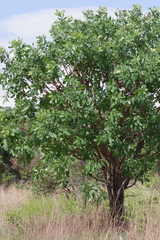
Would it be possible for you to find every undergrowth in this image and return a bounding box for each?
[0,177,160,240]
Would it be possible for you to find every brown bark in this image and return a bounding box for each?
[107,179,125,224]
[158,159,160,179]
[103,166,125,225]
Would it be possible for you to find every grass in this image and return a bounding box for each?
[0,178,160,240]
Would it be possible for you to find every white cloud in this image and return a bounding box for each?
[0,7,116,47]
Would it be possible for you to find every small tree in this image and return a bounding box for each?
[0,5,160,223]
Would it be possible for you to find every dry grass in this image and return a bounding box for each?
[0,181,160,240]
[0,184,31,230]
[0,185,31,210]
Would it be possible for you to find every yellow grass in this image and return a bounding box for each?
[0,185,31,234]
[0,181,159,240]
[0,185,31,210]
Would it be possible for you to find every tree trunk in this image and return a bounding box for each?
[158,159,160,179]
[108,185,124,223]
[104,171,125,225]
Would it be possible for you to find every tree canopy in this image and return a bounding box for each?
[0,5,160,221]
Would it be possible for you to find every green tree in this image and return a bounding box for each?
[0,107,22,185]
[0,6,160,222]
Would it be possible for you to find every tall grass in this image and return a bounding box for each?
[0,179,160,240]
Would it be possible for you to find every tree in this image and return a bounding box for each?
[0,107,22,185]
[0,5,160,223]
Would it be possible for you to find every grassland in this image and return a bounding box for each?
[0,177,160,240]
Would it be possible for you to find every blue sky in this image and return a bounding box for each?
[1,0,159,48]
[0,0,160,106]
[0,0,160,20]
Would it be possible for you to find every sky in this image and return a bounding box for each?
[0,0,160,107]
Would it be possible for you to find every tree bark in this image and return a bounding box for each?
[108,184,124,224]
[103,168,125,225]
[158,159,160,179]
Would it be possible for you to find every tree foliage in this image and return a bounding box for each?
[0,5,160,221]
